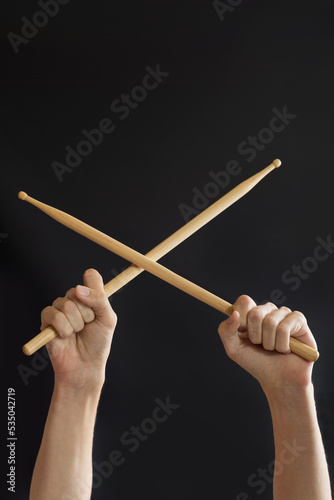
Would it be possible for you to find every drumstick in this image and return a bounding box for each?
[18,177,319,363]
[21,160,280,356]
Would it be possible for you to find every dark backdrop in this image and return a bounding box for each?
[1,1,334,499]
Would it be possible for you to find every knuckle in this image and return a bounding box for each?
[41,305,52,317]
[237,295,253,308]
[248,307,263,323]
[275,326,290,353]
[65,326,74,337]
[292,311,306,323]
[53,312,72,337]
[92,291,104,305]
[97,291,107,302]
[105,309,117,329]
[62,320,74,336]
[110,310,118,326]
[280,306,291,313]
[52,297,62,307]
[98,293,111,312]
[108,306,117,320]
[65,288,76,299]
[263,315,277,330]
[248,331,261,344]
[266,302,276,309]
[276,323,286,337]
[62,299,76,316]
[54,310,66,325]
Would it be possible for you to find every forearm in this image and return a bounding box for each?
[264,383,332,500]
[30,382,102,500]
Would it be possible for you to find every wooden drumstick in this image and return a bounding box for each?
[21,160,280,356]
[18,172,319,363]
[105,159,282,296]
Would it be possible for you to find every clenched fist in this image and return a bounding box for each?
[41,269,117,390]
[218,295,317,392]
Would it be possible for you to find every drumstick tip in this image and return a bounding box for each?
[18,191,28,201]
[22,344,32,356]
[273,159,281,168]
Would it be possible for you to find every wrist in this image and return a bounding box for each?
[54,378,104,402]
[262,381,314,409]
[53,366,106,394]
[262,383,319,434]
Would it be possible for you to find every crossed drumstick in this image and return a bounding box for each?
[19,159,319,362]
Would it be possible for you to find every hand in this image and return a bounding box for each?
[218,295,317,394]
[41,269,117,390]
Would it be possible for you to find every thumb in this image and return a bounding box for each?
[75,269,116,328]
[218,311,242,359]
[82,268,105,292]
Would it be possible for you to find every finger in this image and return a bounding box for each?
[233,295,257,332]
[218,311,241,360]
[246,302,278,345]
[262,307,291,351]
[53,297,85,333]
[83,268,105,292]
[275,311,316,354]
[41,306,74,340]
[75,269,117,328]
[65,288,95,324]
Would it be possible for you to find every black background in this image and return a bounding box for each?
[1,1,334,499]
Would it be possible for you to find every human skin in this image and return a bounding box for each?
[29,269,117,500]
[29,271,332,499]
[218,297,332,499]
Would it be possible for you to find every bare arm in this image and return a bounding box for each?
[219,296,332,500]
[29,269,117,500]
[265,384,331,499]
[30,385,101,500]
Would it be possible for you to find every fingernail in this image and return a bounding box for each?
[77,285,90,296]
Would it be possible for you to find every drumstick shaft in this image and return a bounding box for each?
[19,165,319,362]
[21,194,235,312]
[21,160,280,356]
[105,160,281,295]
